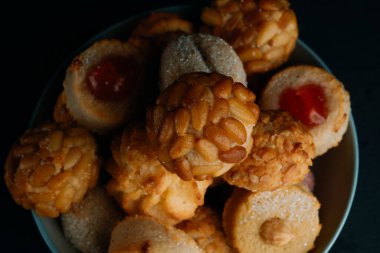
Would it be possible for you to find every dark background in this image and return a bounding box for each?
[1,0,379,252]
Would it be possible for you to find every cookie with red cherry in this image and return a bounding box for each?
[260,65,350,157]
[63,39,145,133]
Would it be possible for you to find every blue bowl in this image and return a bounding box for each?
[30,5,359,253]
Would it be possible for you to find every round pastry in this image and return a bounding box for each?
[160,33,247,90]
[63,39,144,133]
[177,206,233,253]
[108,216,203,253]
[201,0,298,75]
[4,121,99,217]
[224,110,314,192]
[260,65,351,156]
[223,186,321,253]
[146,72,260,180]
[61,187,123,253]
[129,12,193,51]
[106,124,211,225]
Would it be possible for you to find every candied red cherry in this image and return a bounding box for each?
[279,84,327,127]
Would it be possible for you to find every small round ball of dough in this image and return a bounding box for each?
[160,33,247,90]
[202,0,298,75]
[260,65,351,157]
[4,121,99,217]
[63,39,145,133]
[224,110,314,192]
[61,187,123,253]
[223,186,321,253]
[108,216,203,253]
[106,125,211,225]
[146,72,260,180]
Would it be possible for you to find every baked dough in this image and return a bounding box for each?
[160,33,247,90]
[108,216,203,253]
[223,186,321,253]
[61,187,122,253]
[202,0,298,75]
[177,206,232,253]
[260,65,350,156]
[224,110,314,192]
[64,39,144,133]
[146,72,259,180]
[4,121,99,217]
[106,124,211,225]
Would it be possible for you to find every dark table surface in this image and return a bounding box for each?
[1,0,379,252]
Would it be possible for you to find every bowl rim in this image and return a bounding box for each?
[30,5,359,253]
[297,39,359,252]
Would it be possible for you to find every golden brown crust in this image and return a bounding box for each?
[147,72,259,180]
[223,186,321,253]
[224,110,314,192]
[177,206,233,253]
[260,65,351,156]
[106,125,211,225]
[4,121,99,217]
[201,0,298,75]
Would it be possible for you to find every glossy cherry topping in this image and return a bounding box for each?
[86,55,138,101]
[279,84,328,127]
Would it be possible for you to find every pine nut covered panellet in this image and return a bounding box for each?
[4,121,99,217]
[224,110,315,192]
[146,72,260,181]
[260,65,350,157]
[106,125,211,225]
[201,0,298,75]
[223,186,321,253]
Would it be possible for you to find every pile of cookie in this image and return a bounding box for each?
[4,1,350,253]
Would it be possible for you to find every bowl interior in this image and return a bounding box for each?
[30,5,358,253]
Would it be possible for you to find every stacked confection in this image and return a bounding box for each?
[4,1,351,252]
